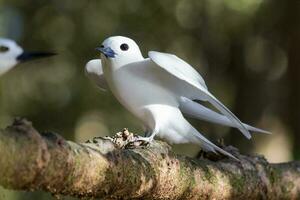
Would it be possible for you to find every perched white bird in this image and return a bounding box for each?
[86,36,269,159]
[0,38,55,76]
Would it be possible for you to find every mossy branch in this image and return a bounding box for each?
[0,119,300,199]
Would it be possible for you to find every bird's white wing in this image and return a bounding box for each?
[85,59,108,91]
[180,97,270,134]
[148,51,251,139]
[148,51,207,89]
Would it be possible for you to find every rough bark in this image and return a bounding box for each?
[0,119,299,200]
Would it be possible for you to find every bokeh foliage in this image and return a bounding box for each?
[0,0,299,199]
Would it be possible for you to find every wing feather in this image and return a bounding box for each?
[85,59,108,91]
[179,97,270,134]
[148,51,251,139]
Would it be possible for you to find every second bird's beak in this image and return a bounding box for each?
[17,51,56,62]
[96,47,116,58]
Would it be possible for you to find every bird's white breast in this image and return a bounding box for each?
[102,59,179,124]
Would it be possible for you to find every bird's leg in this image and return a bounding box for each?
[124,133,154,148]
[125,127,158,148]
[134,128,158,143]
[134,134,154,143]
[144,130,151,137]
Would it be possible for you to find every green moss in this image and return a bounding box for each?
[201,166,217,185]
[268,167,282,185]
[230,175,246,193]
[190,176,196,188]
[179,162,187,177]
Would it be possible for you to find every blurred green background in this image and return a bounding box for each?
[0,0,299,199]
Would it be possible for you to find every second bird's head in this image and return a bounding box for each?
[96,36,144,66]
[0,38,55,76]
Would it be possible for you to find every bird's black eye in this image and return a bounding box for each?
[0,46,9,53]
[100,45,104,48]
[120,43,129,51]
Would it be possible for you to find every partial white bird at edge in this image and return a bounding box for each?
[0,38,55,76]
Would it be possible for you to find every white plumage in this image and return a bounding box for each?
[85,36,269,160]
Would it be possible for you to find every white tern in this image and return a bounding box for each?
[0,38,55,76]
[86,36,270,159]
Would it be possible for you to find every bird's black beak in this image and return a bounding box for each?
[17,51,56,62]
[95,47,116,58]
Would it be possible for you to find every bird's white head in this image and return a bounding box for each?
[0,38,55,76]
[0,38,23,75]
[96,36,144,67]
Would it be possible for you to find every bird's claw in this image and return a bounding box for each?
[102,128,154,149]
[125,136,152,149]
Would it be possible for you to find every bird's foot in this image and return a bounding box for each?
[125,135,153,149]
[135,135,154,143]
[98,128,152,149]
[88,128,154,149]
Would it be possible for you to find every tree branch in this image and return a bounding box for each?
[0,119,299,199]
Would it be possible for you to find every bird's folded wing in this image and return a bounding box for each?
[85,59,108,91]
[148,51,207,90]
[148,51,251,139]
[179,97,271,134]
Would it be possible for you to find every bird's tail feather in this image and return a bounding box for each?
[199,92,252,139]
[190,126,239,161]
